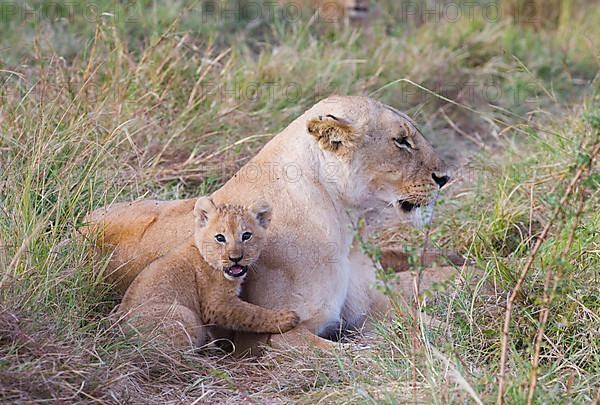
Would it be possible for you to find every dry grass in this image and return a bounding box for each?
[1,0,599,402]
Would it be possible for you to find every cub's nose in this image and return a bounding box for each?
[229,255,243,263]
[432,172,449,189]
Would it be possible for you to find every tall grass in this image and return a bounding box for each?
[1,0,599,402]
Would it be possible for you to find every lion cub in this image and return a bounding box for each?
[119,197,300,348]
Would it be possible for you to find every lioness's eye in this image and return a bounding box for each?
[394,137,413,150]
[215,234,226,243]
[241,232,252,241]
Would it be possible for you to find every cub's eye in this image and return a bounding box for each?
[215,234,226,243]
[241,232,252,241]
[394,137,413,150]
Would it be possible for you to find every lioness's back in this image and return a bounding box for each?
[83,199,196,292]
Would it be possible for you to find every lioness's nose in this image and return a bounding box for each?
[432,172,449,188]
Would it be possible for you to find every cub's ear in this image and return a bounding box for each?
[249,200,272,229]
[307,114,357,154]
[194,197,216,227]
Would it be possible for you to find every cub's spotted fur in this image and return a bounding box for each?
[119,197,300,348]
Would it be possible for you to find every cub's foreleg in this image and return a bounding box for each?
[201,296,300,334]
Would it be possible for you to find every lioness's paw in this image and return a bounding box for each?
[277,310,300,332]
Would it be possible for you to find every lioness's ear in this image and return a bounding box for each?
[307,114,357,154]
[194,197,216,227]
[250,200,272,229]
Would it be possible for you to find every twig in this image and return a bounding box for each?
[497,142,600,404]
[526,190,586,404]
[411,213,434,404]
[411,269,419,405]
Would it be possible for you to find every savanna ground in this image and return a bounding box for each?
[0,0,599,403]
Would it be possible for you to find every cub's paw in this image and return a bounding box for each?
[276,310,300,333]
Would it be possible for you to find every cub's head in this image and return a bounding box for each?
[193,197,272,280]
[306,96,450,228]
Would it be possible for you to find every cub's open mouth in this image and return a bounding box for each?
[398,199,421,213]
[225,265,248,278]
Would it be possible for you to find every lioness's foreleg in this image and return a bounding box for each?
[230,326,341,356]
[268,326,341,351]
[379,247,466,272]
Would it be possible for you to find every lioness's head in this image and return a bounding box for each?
[306,96,449,228]
[193,197,272,280]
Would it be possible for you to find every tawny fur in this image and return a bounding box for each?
[118,200,299,348]
[85,96,450,351]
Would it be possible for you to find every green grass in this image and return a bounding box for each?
[1,0,599,402]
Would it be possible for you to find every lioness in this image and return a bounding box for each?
[86,96,451,349]
[120,197,300,348]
